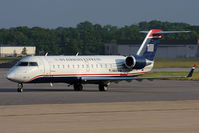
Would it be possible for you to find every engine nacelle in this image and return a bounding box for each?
[125,55,148,69]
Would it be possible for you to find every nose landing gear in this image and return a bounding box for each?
[17,83,23,92]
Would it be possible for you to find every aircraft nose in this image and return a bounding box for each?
[6,72,15,81]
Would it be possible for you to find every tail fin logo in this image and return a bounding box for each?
[147,44,154,52]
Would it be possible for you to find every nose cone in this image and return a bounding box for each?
[6,72,15,81]
[6,68,29,83]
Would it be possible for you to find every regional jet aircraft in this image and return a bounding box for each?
[6,29,196,92]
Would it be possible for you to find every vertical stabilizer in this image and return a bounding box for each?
[137,29,163,60]
[137,29,190,60]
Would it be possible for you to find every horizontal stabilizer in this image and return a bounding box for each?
[140,30,190,34]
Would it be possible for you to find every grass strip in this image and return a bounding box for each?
[0,57,22,64]
[154,58,199,68]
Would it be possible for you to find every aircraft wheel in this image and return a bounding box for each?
[17,83,23,92]
[99,84,108,91]
[74,84,83,91]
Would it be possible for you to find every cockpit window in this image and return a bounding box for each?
[29,62,38,66]
[17,62,28,66]
[17,62,38,66]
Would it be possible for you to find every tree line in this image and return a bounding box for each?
[0,20,199,55]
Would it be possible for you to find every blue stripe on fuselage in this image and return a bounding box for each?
[28,75,140,84]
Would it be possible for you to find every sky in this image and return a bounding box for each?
[0,0,198,28]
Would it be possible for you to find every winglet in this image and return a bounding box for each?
[187,64,196,78]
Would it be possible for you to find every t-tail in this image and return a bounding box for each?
[137,29,190,61]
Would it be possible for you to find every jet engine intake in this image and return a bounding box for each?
[125,55,148,69]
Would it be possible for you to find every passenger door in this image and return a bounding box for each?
[41,57,51,75]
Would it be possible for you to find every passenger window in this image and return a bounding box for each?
[82,64,84,68]
[105,64,107,68]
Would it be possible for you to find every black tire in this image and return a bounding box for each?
[74,84,83,91]
[17,83,23,92]
[17,88,23,92]
[99,84,108,91]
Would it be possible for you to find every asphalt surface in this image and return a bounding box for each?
[1,68,199,105]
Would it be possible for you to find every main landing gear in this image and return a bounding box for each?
[17,83,23,92]
[73,83,83,91]
[98,83,109,91]
[73,82,110,91]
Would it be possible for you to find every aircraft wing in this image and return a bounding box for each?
[82,65,196,81]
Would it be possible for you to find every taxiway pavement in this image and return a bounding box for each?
[1,69,199,133]
[1,100,199,133]
[0,68,199,105]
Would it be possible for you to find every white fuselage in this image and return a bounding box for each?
[6,55,154,84]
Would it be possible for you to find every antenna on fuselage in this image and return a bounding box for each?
[45,53,48,56]
[76,52,79,56]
